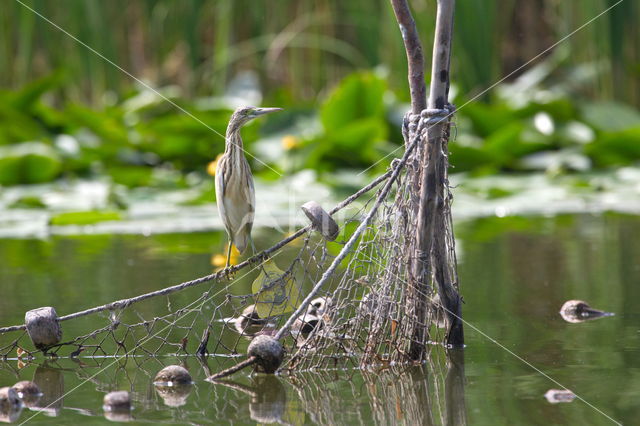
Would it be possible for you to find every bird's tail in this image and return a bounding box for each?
[233,224,253,254]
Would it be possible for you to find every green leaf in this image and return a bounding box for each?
[518,98,576,122]
[0,102,46,144]
[0,155,21,185]
[0,142,62,185]
[23,151,62,183]
[107,166,153,187]
[481,122,525,166]
[65,104,128,146]
[8,72,64,110]
[330,118,387,150]
[8,196,46,209]
[584,127,640,167]
[581,101,640,131]
[449,144,494,172]
[251,259,300,318]
[308,118,387,169]
[482,122,550,169]
[49,211,123,226]
[464,102,518,137]
[320,72,386,131]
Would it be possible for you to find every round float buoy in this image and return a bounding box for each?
[247,335,284,374]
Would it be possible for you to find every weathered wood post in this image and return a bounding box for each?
[421,0,464,349]
[390,0,427,115]
[391,0,464,360]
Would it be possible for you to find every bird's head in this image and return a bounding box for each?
[229,106,282,130]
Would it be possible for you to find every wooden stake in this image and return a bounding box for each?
[390,0,427,114]
[390,0,464,359]
[414,0,464,351]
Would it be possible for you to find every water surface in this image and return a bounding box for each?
[0,213,638,425]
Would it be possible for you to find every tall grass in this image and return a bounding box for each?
[1,0,637,106]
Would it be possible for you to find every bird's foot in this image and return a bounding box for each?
[223,265,237,280]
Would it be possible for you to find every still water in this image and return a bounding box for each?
[0,213,638,425]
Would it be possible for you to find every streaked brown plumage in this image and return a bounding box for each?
[215,106,281,266]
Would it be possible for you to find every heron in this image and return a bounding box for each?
[215,106,282,267]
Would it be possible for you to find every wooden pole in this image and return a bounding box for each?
[391,0,464,359]
[389,0,429,363]
[390,0,427,114]
[414,0,463,352]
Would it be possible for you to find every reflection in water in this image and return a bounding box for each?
[214,375,302,425]
[0,386,22,423]
[103,409,133,423]
[285,350,466,425]
[153,364,194,408]
[11,350,467,424]
[2,354,467,425]
[102,390,133,422]
[32,365,64,416]
[11,380,42,407]
[544,389,576,404]
[155,383,193,408]
[249,376,288,424]
[1,215,639,423]
[445,349,467,426]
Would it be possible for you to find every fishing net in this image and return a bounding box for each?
[285,352,466,425]
[0,110,459,376]
[0,350,464,424]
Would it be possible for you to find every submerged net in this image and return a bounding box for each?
[0,350,464,424]
[0,111,459,375]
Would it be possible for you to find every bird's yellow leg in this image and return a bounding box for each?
[226,241,233,268]
[248,234,256,256]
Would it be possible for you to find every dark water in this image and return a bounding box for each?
[0,213,638,425]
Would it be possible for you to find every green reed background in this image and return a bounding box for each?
[0,0,639,206]
[1,0,637,105]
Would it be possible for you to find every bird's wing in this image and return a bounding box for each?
[216,158,255,253]
[215,156,232,235]
[247,172,255,217]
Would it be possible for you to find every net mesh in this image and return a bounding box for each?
[0,350,464,424]
[0,113,458,375]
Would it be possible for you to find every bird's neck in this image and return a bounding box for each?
[224,129,244,155]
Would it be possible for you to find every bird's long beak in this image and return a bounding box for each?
[252,107,283,117]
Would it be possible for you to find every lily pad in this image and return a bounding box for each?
[8,196,46,209]
[251,259,300,318]
[49,210,123,226]
[0,142,62,185]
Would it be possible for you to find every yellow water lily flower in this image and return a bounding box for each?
[281,135,300,150]
[207,153,225,176]
[211,245,240,269]
[252,259,301,318]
